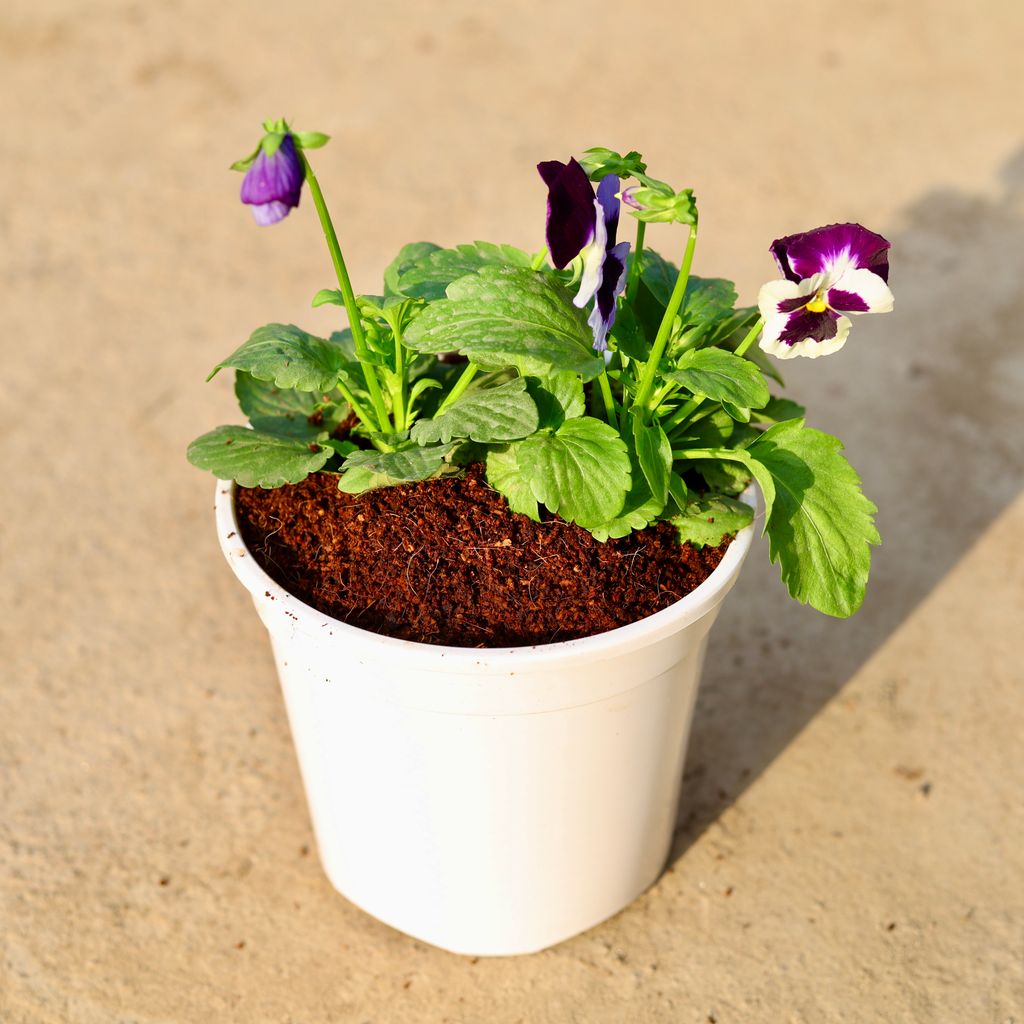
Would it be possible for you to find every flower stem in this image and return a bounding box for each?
[332,377,376,431]
[435,362,479,414]
[299,152,391,432]
[625,220,646,298]
[597,370,619,429]
[732,315,764,358]
[530,247,548,271]
[631,221,698,418]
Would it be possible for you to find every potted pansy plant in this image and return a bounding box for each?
[188,120,893,957]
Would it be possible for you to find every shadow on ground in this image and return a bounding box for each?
[670,149,1024,862]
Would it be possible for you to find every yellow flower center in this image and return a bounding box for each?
[805,294,829,314]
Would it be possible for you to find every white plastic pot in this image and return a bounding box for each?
[215,480,757,956]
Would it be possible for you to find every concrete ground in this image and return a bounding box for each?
[2,1,1022,1020]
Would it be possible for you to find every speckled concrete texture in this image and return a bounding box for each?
[2,1,1022,1021]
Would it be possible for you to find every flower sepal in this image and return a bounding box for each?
[621,183,697,225]
[579,147,648,182]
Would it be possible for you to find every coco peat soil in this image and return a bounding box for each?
[236,464,730,647]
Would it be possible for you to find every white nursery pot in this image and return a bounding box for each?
[215,480,757,957]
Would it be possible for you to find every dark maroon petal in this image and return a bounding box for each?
[595,174,620,247]
[827,287,869,313]
[771,223,891,283]
[537,157,596,269]
[777,294,812,313]
[779,307,840,346]
[240,135,305,208]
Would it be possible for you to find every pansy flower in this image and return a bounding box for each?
[757,223,893,359]
[538,158,630,352]
[239,133,305,226]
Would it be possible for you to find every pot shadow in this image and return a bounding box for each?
[669,148,1024,863]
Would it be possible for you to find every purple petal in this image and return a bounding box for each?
[250,200,294,226]
[587,241,630,352]
[595,174,620,247]
[620,185,642,210]
[240,134,304,208]
[537,157,597,269]
[827,287,869,313]
[779,306,841,346]
[771,223,890,283]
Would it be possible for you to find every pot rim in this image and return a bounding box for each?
[215,477,760,670]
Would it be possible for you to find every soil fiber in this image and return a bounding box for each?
[235,465,730,647]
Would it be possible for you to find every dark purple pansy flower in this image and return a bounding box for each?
[758,223,894,359]
[240,134,305,226]
[538,160,630,351]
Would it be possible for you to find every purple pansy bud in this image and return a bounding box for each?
[757,223,894,359]
[240,134,305,226]
[619,185,643,210]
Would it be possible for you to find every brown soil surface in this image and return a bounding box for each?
[235,465,730,647]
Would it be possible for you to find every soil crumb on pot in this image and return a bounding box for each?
[235,464,731,647]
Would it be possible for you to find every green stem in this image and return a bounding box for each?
[531,246,548,271]
[732,316,765,359]
[299,151,390,432]
[391,322,406,432]
[436,362,479,414]
[631,221,698,417]
[671,446,749,463]
[597,371,619,429]
[625,220,646,298]
[331,377,376,431]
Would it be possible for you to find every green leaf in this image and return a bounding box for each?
[579,147,648,180]
[667,471,690,514]
[312,288,344,308]
[666,348,770,410]
[693,458,752,497]
[589,451,661,541]
[526,372,586,429]
[342,442,456,482]
[234,371,347,440]
[753,396,807,424]
[747,419,879,617]
[337,465,401,494]
[383,242,442,297]
[397,242,534,301]
[485,444,540,521]
[410,377,539,444]
[186,426,330,488]
[609,303,649,361]
[632,414,671,505]
[673,496,755,548]
[638,252,737,323]
[292,130,329,149]
[209,324,349,393]
[517,417,630,529]
[404,268,605,380]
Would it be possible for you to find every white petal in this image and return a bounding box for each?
[759,313,852,360]
[757,275,819,321]
[573,201,608,308]
[829,267,894,315]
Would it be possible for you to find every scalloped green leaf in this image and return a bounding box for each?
[485,444,540,521]
[673,495,754,548]
[384,241,442,297]
[209,324,349,393]
[186,426,330,488]
[234,372,347,440]
[747,419,879,617]
[410,377,539,445]
[404,268,605,380]
[666,348,770,410]
[341,442,456,482]
[397,242,534,301]
[526,372,586,430]
[517,417,630,529]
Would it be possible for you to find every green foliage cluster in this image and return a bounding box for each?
[189,148,880,617]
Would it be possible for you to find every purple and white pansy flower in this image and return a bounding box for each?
[757,223,894,359]
[538,158,630,353]
[240,134,306,226]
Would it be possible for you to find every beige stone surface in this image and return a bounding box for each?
[2,0,1023,1020]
